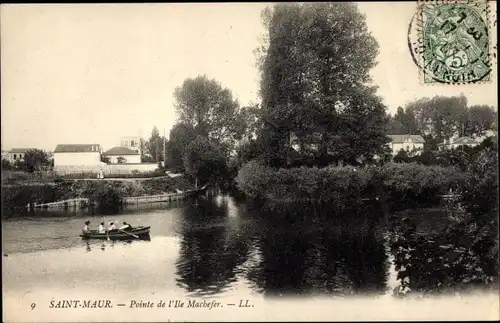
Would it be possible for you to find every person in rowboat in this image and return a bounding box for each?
[83,221,91,233]
[119,221,133,231]
[98,222,106,234]
[108,221,117,231]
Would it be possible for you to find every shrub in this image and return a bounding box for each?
[237,161,467,210]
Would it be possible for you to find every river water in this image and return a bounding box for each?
[2,194,498,321]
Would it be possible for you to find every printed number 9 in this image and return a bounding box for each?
[31,303,36,310]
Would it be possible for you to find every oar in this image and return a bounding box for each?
[119,229,139,238]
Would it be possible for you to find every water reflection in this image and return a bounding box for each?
[84,238,151,253]
[175,196,251,296]
[4,194,392,298]
[174,196,389,297]
[244,216,388,297]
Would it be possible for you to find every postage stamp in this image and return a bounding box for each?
[409,0,492,84]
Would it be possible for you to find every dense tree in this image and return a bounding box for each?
[173,75,245,153]
[393,149,410,164]
[146,126,165,163]
[166,123,198,172]
[464,105,497,137]
[238,104,262,140]
[388,106,419,135]
[183,136,227,187]
[388,96,496,152]
[1,159,14,170]
[20,149,50,172]
[399,95,497,142]
[257,3,389,167]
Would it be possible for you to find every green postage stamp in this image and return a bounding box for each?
[413,0,492,84]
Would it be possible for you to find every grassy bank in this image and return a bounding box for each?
[1,176,194,215]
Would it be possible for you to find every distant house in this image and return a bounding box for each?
[103,146,141,164]
[474,129,497,143]
[438,136,480,150]
[5,148,35,164]
[388,135,425,155]
[120,136,142,155]
[54,144,102,166]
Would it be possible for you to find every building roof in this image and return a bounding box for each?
[9,148,35,153]
[54,144,101,153]
[452,137,479,145]
[388,135,425,144]
[103,146,139,155]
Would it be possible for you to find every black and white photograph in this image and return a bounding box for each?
[1,2,498,322]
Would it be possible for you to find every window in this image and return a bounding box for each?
[13,154,17,160]
[131,140,135,147]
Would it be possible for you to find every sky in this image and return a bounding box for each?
[1,2,497,151]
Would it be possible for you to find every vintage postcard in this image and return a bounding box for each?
[1,2,498,322]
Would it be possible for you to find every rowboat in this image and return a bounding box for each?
[80,226,151,240]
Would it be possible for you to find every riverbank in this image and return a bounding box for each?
[1,176,195,215]
[236,161,467,213]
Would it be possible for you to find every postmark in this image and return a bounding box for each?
[409,0,492,84]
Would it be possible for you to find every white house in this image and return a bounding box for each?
[388,135,425,155]
[103,147,141,164]
[120,136,142,155]
[4,148,36,164]
[54,144,102,166]
[438,136,480,150]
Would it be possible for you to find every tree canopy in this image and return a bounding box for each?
[387,95,497,141]
[166,123,198,172]
[256,2,388,167]
[173,75,245,152]
[183,136,227,186]
[19,149,50,172]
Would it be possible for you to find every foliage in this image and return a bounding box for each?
[388,106,418,135]
[370,162,467,210]
[257,3,388,168]
[173,75,247,153]
[166,123,198,172]
[16,149,50,172]
[144,126,165,162]
[387,95,496,141]
[1,159,14,170]
[395,137,497,172]
[141,154,155,163]
[116,156,127,164]
[1,175,196,216]
[1,183,59,214]
[79,181,123,214]
[1,170,60,185]
[238,104,263,140]
[389,142,498,295]
[234,138,261,167]
[393,149,410,163]
[464,105,497,137]
[183,136,227,186]
[237,161,465,211]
